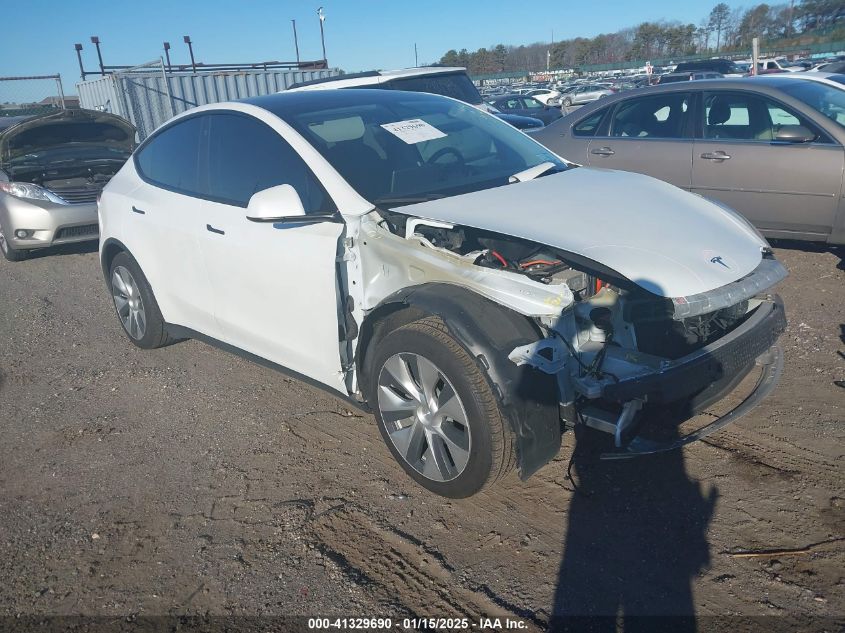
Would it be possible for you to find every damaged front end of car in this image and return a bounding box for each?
[350,197,787,477]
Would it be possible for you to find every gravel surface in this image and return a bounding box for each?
[0,239,842,631]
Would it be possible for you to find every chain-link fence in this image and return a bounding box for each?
[110,59,174,141]
[0,75,68,119]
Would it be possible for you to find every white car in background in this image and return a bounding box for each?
[525,88,562,106]
[98,88,787,498]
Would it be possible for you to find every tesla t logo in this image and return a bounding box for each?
[710,256,730,268]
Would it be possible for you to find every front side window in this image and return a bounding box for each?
[777,80,845,131]
[609,93,691,138]
[703,91,820,141]
[205,113,334,212]
[135,116,204,196]
[283,93,566,206]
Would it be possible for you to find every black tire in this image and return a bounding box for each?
[368,317,516,498]
[0,230,28,262]
[108,251,175,349]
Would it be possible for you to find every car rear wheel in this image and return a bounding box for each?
[368,317,516,498]
[109,251,174,349]
[0,226,29,262]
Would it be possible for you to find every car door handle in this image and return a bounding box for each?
[206,224,225,235]
[591,147,615,156]
[131,206,145,214]
[700,151,731,161]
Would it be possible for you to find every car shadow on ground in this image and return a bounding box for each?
[549,426,717,632]
[22,240,98,260]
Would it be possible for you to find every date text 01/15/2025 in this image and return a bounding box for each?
[307,617,530,630]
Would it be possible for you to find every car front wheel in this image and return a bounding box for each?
[368,317,516,498]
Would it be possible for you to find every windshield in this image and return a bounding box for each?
[284,91,566,206]
[778,80,845,130]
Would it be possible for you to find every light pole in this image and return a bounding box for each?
[183,35,196,72]
[163,42,172,71]
[74,43,85,80]
[317,6,327,64]
[292,20,300,64]
[90,36,104,75]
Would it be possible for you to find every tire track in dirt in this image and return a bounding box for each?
[308,504,546,629]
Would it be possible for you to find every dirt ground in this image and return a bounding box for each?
[0,239,842,632]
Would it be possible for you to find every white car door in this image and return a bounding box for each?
[127,115,222,338]
[195,112,347,392]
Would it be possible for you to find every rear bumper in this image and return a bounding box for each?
[602,295,786,405]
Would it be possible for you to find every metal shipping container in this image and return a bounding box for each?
[77,65,339,140]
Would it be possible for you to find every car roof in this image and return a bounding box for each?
[244,87,455,120]
[287,66,467,90]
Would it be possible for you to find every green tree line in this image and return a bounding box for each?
[438,0,845,73]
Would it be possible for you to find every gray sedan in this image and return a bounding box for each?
[561,84,615,107]
[534,76,845,244]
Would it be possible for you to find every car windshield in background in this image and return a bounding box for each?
[385,72,484,105]
[778,80,845,130]
[279,90,566,206]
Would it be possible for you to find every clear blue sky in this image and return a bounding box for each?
[1,0,742,98]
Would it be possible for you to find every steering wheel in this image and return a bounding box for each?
[426,146,465,166]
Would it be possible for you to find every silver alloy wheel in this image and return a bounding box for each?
[377,352,471,482]
[111,265,147,340]
[0,225,7,254]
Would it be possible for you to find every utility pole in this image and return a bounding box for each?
[292,20,300,64]
[317,7,327,64]
[414,43,418,67]
[163,42,172,71]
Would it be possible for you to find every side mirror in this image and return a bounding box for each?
[774,124,816,143]
[246,184,305,221]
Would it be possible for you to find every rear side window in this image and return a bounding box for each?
[205,113,334,212]
[135,116,204,196]
[386,73,483,106]
[610,93,691,138]
[573,108,608,137]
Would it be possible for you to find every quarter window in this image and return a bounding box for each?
[572,109,607,137]
[205,113,334,212]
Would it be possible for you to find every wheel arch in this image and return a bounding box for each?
[100,237,130,283]
[357,282,562,480]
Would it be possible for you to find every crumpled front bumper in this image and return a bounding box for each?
[602,343,784,459]
[598,295,787,459]
[602,295,786,405]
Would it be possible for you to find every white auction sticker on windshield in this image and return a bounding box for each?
[380,119,446,144]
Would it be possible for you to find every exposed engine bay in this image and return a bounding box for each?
[356,209,784,456]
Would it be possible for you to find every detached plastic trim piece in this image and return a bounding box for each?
[600,343,784,460]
